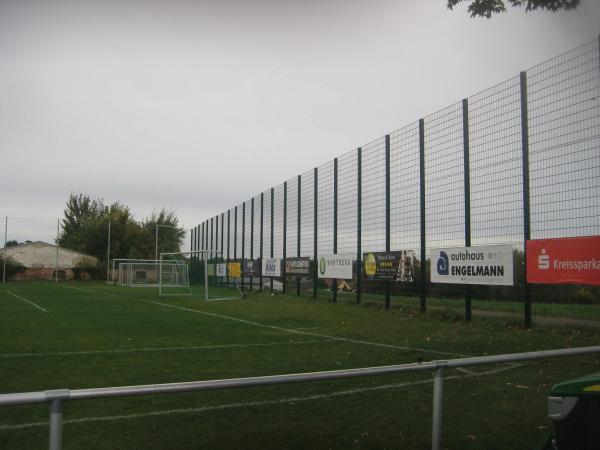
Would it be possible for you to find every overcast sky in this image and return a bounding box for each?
[1,0,599,247]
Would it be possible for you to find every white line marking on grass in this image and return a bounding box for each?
[146,299,470,358]
[57,285,487,361]
[1,339,333,358]
[0,363,521,431]
[6,291,47,312]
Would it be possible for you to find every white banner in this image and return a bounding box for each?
[216,263,227,277]
[261,258,281,277]
[318,254,354,279]
[430,245,514,286]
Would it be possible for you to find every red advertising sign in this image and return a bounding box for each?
[526,236,600,285]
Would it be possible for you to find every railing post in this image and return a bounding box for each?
[48,398,64,450]
[431,366,445,450]
[227,211,230,289]
[220,213,224,287]
[234,206,238,289]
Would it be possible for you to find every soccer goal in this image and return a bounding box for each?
[158,250,244,301]
[114,259,188,288]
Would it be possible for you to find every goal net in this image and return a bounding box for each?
[158,250,243,301]
[115,259,188,288]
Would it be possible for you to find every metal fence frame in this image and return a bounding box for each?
[1,346,599,450]
[193,37,600,327]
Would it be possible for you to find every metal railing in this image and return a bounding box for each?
[1,346,600,450]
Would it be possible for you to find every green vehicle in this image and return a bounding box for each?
[544,373,600,450]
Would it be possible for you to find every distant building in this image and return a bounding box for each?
[0,241,97,280]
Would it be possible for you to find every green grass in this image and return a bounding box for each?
[1,281,599,450]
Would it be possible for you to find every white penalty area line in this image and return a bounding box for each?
[1,339,333,358]
[146,299,471,358]
[58,285,473,358]
[0,363,521,431]
[5,291,48,313]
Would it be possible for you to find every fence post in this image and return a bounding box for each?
[283,181,287,295]
[211,217,214,287]
[270,187,274,293]
[419,119,427,313]
[431,366,445,450]
[333,158,338,303]
[234,208,237,290]
[250,198,254,291]
[297,174,302,297]
[385,134,391,310]
[241,202,245,292]
[357,148,362,305]
[220,213,224,287]
[48,398,64,450]
[226,212,230,288]
[520,71,532,329]
[2,217,6,283]
[463,99,472,322]
[313,167,318,299]
[260,192,264,292]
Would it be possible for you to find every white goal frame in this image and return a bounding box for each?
[159,250,243,301]
[117,260,188,288]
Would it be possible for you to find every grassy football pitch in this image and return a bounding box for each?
[0,281,599,449]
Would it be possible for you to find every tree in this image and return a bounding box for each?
[58,194,185,265]
[447,0,580,18]
[5,240,19,248]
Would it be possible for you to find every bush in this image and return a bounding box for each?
[0,256,25,279]
[72,262,101,280]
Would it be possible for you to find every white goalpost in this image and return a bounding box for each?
[158,250,243,301]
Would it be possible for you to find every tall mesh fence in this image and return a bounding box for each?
[194,38,600,328]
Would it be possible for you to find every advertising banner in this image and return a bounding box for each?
[318,254,354,279]
[216,264,227,277]
[228,262,241,278]
[285,257,311,277]
[526,236,600,286]
[243,259,261,277]
[363,251,415,282]
[207,264,215,277]
[430,245,514,286]
[261,258,282,277]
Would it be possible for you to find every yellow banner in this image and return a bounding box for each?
[228,262,241,278]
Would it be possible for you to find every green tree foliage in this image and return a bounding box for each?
[58,193,185,264]
[5,240,19,248]
[447,0,580,18]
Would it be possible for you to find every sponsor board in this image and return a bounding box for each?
[207,264,215,277]
[243,259,261,277]
[526,236,600,286]
[216,263,227,277]
[363,251,415,282]
[261,258,282,277]
[228,262,241,278]
[318,254,354,279]
[431,245,514,286]
[285,257,311,277]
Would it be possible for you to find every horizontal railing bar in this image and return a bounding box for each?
[1,346,599,406]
